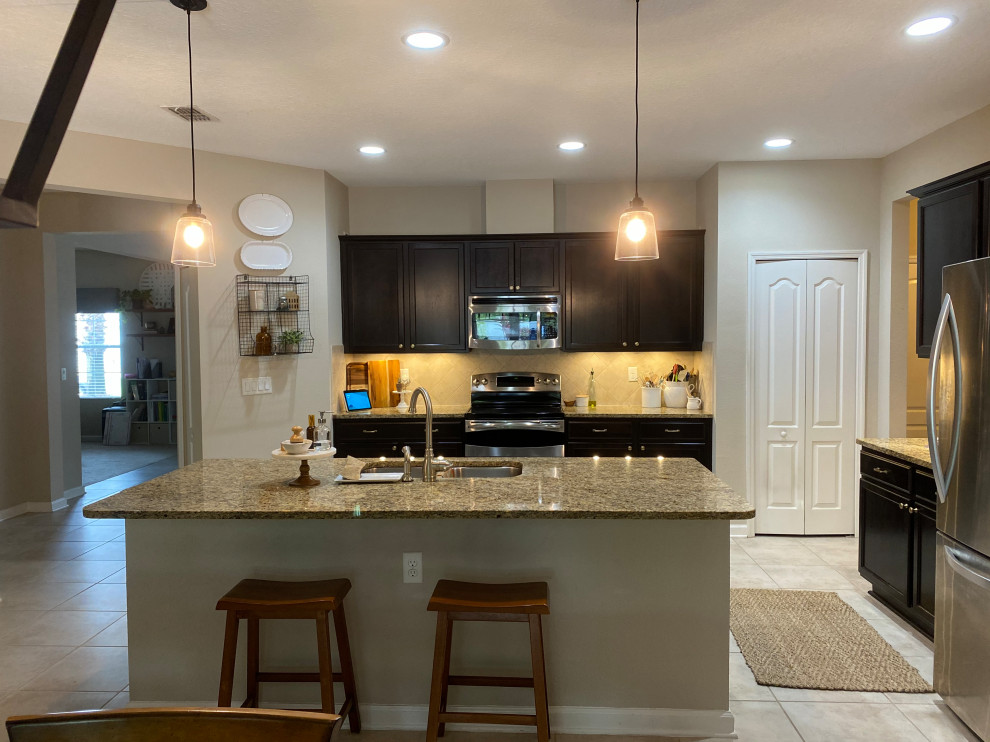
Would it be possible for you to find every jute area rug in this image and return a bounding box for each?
[730,588,933,693]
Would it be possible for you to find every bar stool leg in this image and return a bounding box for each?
[426,612,450,742]
[217,611,239,707]
[529,615,551,742]
[315,609,337,715]
[245,618,260,708]
[437,618,454,737]
[332,603,361,732]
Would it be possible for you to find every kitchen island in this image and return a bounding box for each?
[84,456,752,737]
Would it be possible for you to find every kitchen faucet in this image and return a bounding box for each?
[408,387,451,482]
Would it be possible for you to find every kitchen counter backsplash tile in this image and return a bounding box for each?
[332,345,703,410]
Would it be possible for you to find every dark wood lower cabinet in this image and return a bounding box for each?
[858,451,936,637]
[334,416,713,471]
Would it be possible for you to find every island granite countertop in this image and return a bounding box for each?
[858,438,932,468]
[83,456,753,521]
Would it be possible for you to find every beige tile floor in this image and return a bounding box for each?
[0,479,978,742]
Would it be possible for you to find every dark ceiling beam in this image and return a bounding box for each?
[0,0,117,229]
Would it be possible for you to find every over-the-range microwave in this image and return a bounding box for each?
[468,295,561,350]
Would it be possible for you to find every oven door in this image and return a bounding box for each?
[464,419,566,457]
[469,296,560,350]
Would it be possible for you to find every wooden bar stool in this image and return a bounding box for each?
[216,578,360,732]
[425,579,550,742]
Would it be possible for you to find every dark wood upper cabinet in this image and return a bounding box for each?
[469,240,559,294]
[407,242,467,351]
[516,240,559,293]
[628,231,704,351]
[908,162,990,357]
[341,241,405,353]
[563,238,627,351]
[468,241,513,293]
[343,230,702,353]
[340,239,466,353]
[563,230,704,352]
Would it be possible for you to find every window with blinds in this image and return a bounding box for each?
[76,312,122,398]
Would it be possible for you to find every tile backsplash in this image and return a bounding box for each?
[332,346,703,409]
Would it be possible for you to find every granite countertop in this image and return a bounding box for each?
[82,457,753,521]
[334,405,711,419]
[858,438,932,468]
[564,405,712,419]
[334,405,469,420]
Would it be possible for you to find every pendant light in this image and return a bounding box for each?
[615,0,659,261]
[170,0,215,267]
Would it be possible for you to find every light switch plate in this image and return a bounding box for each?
[259,376,272,393]
[628,366,638,382]
[241,378,257,396]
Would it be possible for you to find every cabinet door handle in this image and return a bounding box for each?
[399,343,404,349]
[640,445,645,452]
[622,342,628,347]
[362,429,378,434]
[908,506,919,514]
[665,428,681,433]
[634,341,640,347]
[627,445,633,451]
[873,467,890,475]
[432,428,439,433]
[898,502,907,510]
[592,428,608,433]
[391,445,397,451]
[411,344,416,349]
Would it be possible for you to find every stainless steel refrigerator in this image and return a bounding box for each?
[931,257,990,740]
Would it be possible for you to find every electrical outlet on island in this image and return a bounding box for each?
[403,552,423,584]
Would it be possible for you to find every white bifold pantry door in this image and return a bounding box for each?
[753,259,859,535]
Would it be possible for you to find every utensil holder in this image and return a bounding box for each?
[662,381,695,408]
[641,387,662,408]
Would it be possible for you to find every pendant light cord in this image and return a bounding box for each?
[634,0,640,200]
[186,7,197,205]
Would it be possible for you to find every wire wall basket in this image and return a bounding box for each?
[236,274,314,356]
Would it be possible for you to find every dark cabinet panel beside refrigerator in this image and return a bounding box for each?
[908,161,990,357]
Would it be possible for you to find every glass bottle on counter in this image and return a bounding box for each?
[315,410,333,451]
[306,414,317,449]
[254,325,272,356]
[588,368,597,408]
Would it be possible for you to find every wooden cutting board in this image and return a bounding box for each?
[367,360,401,408]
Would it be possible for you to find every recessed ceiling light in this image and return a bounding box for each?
[558,141,585,151]
[906,16,955,36]
[403,31,449,49]
[764,138,794,149]
[358,145,385,155]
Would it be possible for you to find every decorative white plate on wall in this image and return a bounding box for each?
[238,193,294,237]
[138,262,175,309]
[239,240,293,270]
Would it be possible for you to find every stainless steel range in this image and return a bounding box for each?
[463,371,565,457]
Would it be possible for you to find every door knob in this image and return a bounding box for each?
[780,431,787,438]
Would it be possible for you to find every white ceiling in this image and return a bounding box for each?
[2,0,990,186]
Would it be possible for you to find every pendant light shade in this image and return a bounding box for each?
[616,197,659,261]
[615,0,659,261]
[170,0,215,267]
[172,202,215,266]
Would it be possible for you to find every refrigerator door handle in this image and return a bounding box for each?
[944,543,990,588]
[927,294,963,503]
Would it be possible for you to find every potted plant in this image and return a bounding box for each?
[119,289,154,311]
[277,329,305,354]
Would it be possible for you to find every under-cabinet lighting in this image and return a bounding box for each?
[592,455,600,461]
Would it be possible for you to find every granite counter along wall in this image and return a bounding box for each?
[331,345,703,410]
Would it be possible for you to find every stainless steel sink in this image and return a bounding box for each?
[440,465,522,479]
[362,463,522,480]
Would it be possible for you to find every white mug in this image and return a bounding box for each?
[687,397,703,410]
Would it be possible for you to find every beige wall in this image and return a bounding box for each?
[554,180,698,232]
[347,185,485,235]
[0,119,345,476]
[347,179,698,235]
[711,159,882,501]
[880,104,990,438]
[485,179,554,233]
[695,166,719,412]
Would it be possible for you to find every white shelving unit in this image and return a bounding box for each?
[125,378,177,445]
